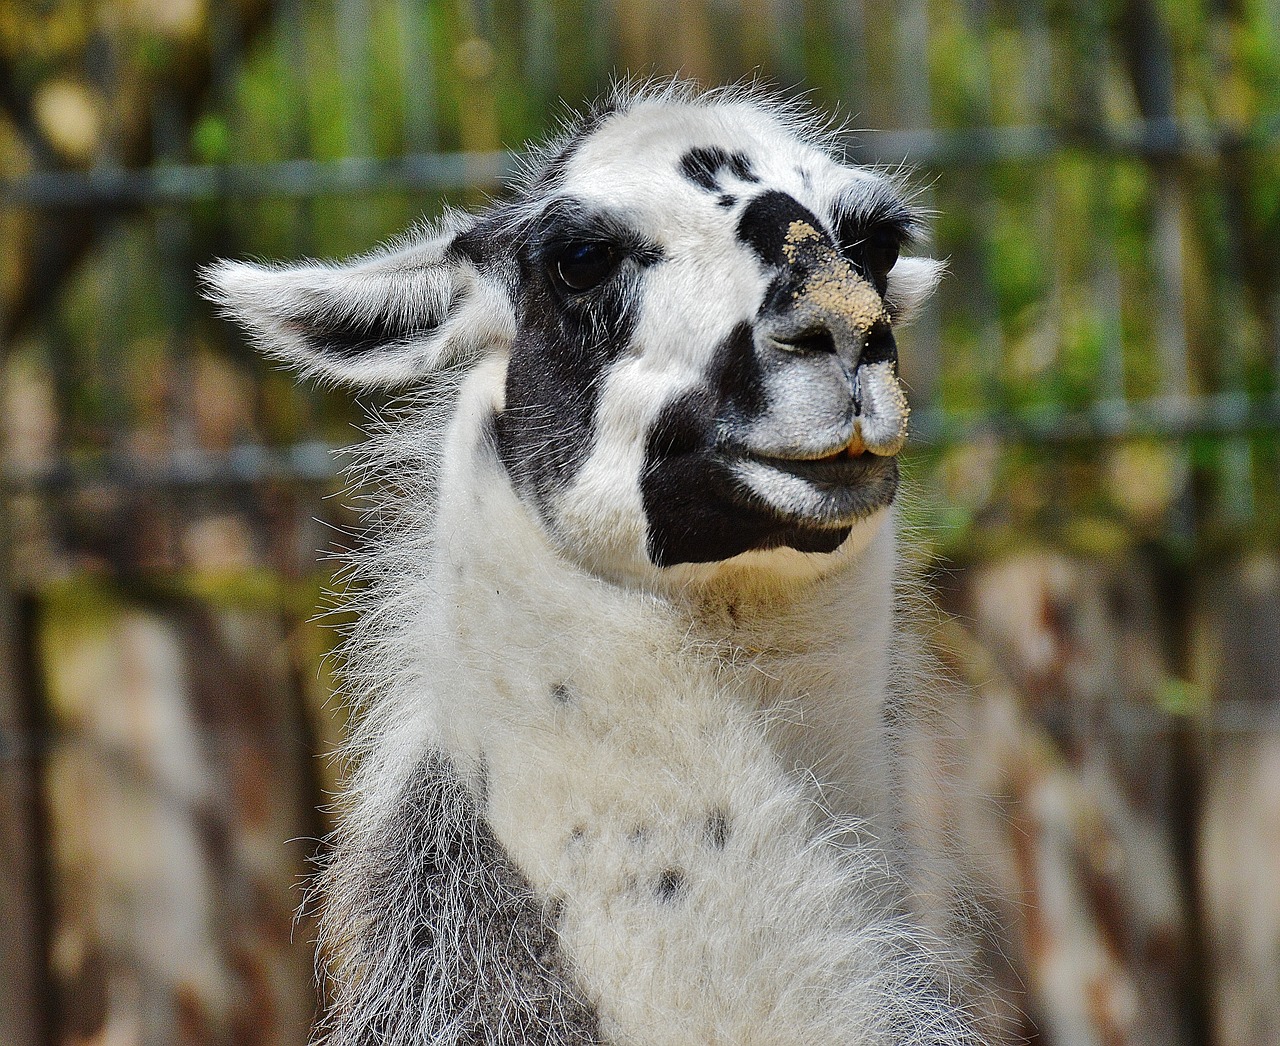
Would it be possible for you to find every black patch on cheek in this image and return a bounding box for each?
[494,273,639,508]
[714,322,769,422]
[736,190,828,267]
[639,322,861,567]
[679,147,759,193]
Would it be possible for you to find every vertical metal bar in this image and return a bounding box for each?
[278,0,318,256]
[891,0,943,418]
[895,0,931,130]
[337,0,374,157]
[953,0,1006,411]
[0,308,53,1046]
[1116,0,1197,544]
[830,0,869,108]
[154,83,196,571]
[588,0,614,90]
[1068,0,1127,407]
[1118,14,1211,1042]
[399,0,441,152]
[1093,163,1128,404]
[1206,5,1256,526]
[94,10,129,476]
[769,0,806,84]
[522,0,557,108]
[1016,0,1065,418]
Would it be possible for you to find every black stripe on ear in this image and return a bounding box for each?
[286,293,455,361]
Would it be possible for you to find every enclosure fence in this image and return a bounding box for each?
[2,1,1279,1044]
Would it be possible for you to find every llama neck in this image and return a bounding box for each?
[416,431,934,1046]
[426,385,898,843]
[354,381,979,1046]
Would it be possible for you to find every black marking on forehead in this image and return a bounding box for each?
[736,190,830,266]
[717,193,737,209]
[679,146,760,193]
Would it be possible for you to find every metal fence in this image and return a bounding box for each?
[2,1,1279,1044]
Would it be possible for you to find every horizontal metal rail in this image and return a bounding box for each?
[3,392,1276,495]
[1,152,514,209]
[4,116,1279,210]
[2,440,341,493]
[913,392,1280,446]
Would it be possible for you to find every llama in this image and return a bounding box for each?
[206,82,990,1046]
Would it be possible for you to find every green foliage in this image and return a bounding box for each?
[8,0,1279,562]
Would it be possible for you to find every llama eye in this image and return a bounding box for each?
[552,242,618,293]
[863,227,900,279]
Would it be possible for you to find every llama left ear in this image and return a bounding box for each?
[202,216,513,387]
[884,256,944,327]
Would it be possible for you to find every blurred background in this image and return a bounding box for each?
[1,1,1278,1044]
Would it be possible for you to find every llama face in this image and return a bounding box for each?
[206,89,940,577]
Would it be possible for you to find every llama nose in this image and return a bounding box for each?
[761,219,896,371]
[755,222,910,456]
[760,307,898,373]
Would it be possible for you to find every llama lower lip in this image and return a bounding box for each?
[728,450,899,525]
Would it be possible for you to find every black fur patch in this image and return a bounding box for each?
[679,147,759,193]
[494,198,662,512]
[654,869,686,901]
[736,190,828,266]
[318,755,601,1046]
[705,810,730,850]
[288,297,449,361]
[639,325,855,567]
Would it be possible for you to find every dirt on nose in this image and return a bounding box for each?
[781,220,909,456]
[782,219,886,334]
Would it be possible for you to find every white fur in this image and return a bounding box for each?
[335,360,980,1045]
[208,82,989,1046]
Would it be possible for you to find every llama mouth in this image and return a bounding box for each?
[726,448,899,527]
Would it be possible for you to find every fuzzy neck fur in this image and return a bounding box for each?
[331,359,980,1046]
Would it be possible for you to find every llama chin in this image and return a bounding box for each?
[205,81,989,1046]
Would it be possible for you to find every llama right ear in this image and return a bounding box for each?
[202,216,513,387]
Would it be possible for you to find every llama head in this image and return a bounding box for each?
[206,84,942,580]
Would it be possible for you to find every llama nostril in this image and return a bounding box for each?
[859,322,897,368]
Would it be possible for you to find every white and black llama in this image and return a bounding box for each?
[208,83,991,1046]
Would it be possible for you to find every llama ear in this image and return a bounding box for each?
[202,217,512,387]
[884,256,944,327]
